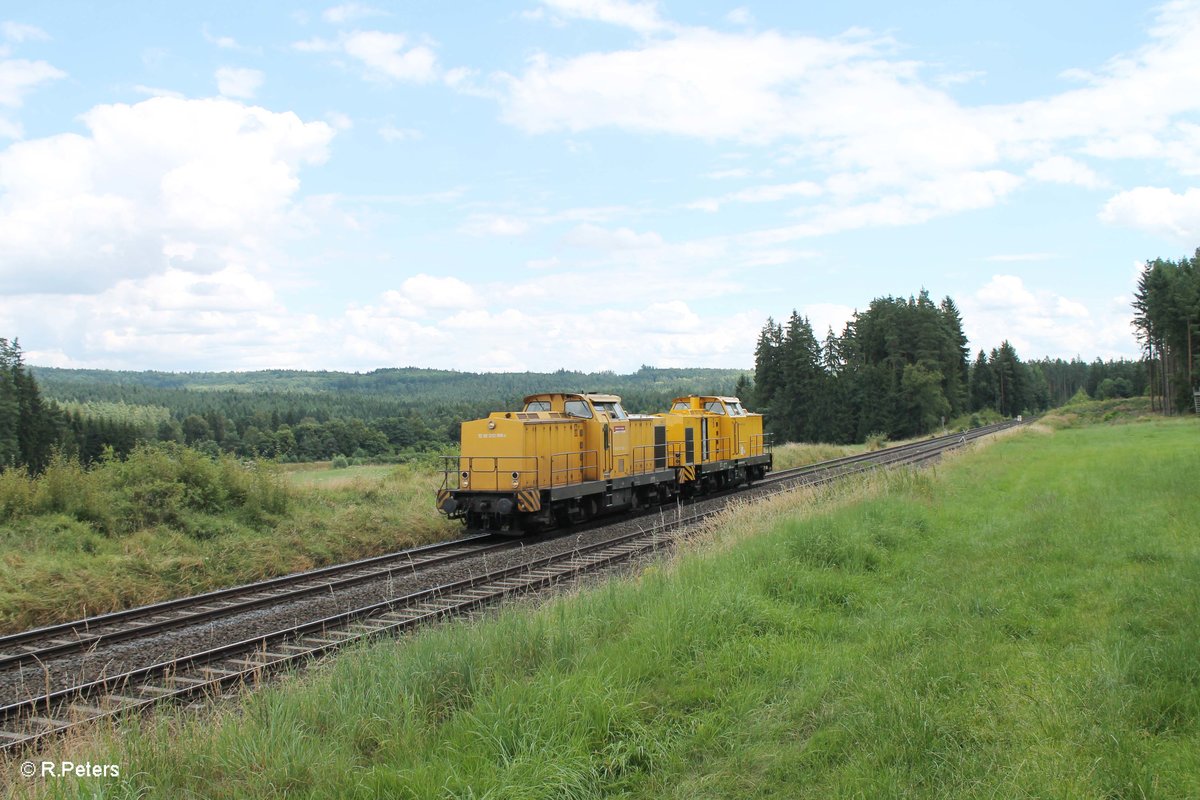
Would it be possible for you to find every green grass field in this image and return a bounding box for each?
[283,463,398,489]
[15,415,1198,799]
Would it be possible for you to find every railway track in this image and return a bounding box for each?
[0,534,517,673]
[0,420,1019,753]
[761,419,1014,488]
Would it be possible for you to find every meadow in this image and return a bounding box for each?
[14,412,1198,798]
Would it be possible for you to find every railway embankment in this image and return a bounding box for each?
[11,413,1197,798]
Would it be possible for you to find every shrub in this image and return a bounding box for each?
[0,467,35,520]
[0,443,292,537]
[331,454,350,469]
[33,453,116,532]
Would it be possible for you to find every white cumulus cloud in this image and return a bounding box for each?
[215,66,264,99]
[1027,156,1107,189]
[1099,185,1200,240]
[294,30,438,83]
[960,274,1133,359]
[0,96,334,294]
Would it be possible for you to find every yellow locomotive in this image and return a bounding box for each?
[437,392,771,533]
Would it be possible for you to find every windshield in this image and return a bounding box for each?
[593,401,628,420]
[704,401,727,415]
[524,400,551,412]
[564,399,593,419]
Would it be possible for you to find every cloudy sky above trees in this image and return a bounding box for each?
[1,0,1198,372]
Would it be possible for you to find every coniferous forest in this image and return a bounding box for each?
[750,286,1155,445]
[1133,248,1200,412]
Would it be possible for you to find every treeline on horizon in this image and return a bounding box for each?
[1133,247,1200,412]
[751,289,1147,444]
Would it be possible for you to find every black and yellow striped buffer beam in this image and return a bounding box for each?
[517,489,541,512]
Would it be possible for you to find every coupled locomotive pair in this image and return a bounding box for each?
[437,393,772,533]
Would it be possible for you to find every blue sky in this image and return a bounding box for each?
[1,0,1197,372]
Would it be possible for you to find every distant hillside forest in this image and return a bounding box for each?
[0,281,1155,472]
[9,357,745,467]
[750,290,1147,444]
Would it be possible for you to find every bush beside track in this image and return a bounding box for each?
[13,415,1199,799]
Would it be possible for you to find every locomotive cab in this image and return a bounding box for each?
[656,395,772,492]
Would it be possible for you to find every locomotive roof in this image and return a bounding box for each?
[670,395,744,404]
[522,392,623,404]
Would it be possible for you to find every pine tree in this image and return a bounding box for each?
[0,338,19,468]
[938,296,970,415]
[752,317,784,418]
[968,350,994,412]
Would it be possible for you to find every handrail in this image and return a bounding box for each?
[749,433,773,457]
[701,435,732,462]
[549,449,599,486]
[441,455,539,490]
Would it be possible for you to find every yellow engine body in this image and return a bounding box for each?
[458,392,662,489]
[657,395,769,466]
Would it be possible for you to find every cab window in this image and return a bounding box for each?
[671,401,689,411]
[594,401,628,420]
[729,402,745,416]
[564,399,593,419]
[704,401,727,415]
[524,400,551,412]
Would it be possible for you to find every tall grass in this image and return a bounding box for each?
[16,418,1199,798]
[0,447,456,632]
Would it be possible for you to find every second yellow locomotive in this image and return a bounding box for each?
[437,392,771,532]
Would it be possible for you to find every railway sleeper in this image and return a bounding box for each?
[261,650,297,660]
[104,694,145,706]
[198,667,239,679]
[299,636,343,646]
[163,675,208,687]
[27,716,68,731]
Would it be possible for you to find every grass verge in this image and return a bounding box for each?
[11,417,1199,798]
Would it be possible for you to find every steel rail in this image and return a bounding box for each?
[762,420,1013,484]
[0,420,1019,753]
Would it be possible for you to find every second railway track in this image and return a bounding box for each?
[0,534,518,673]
